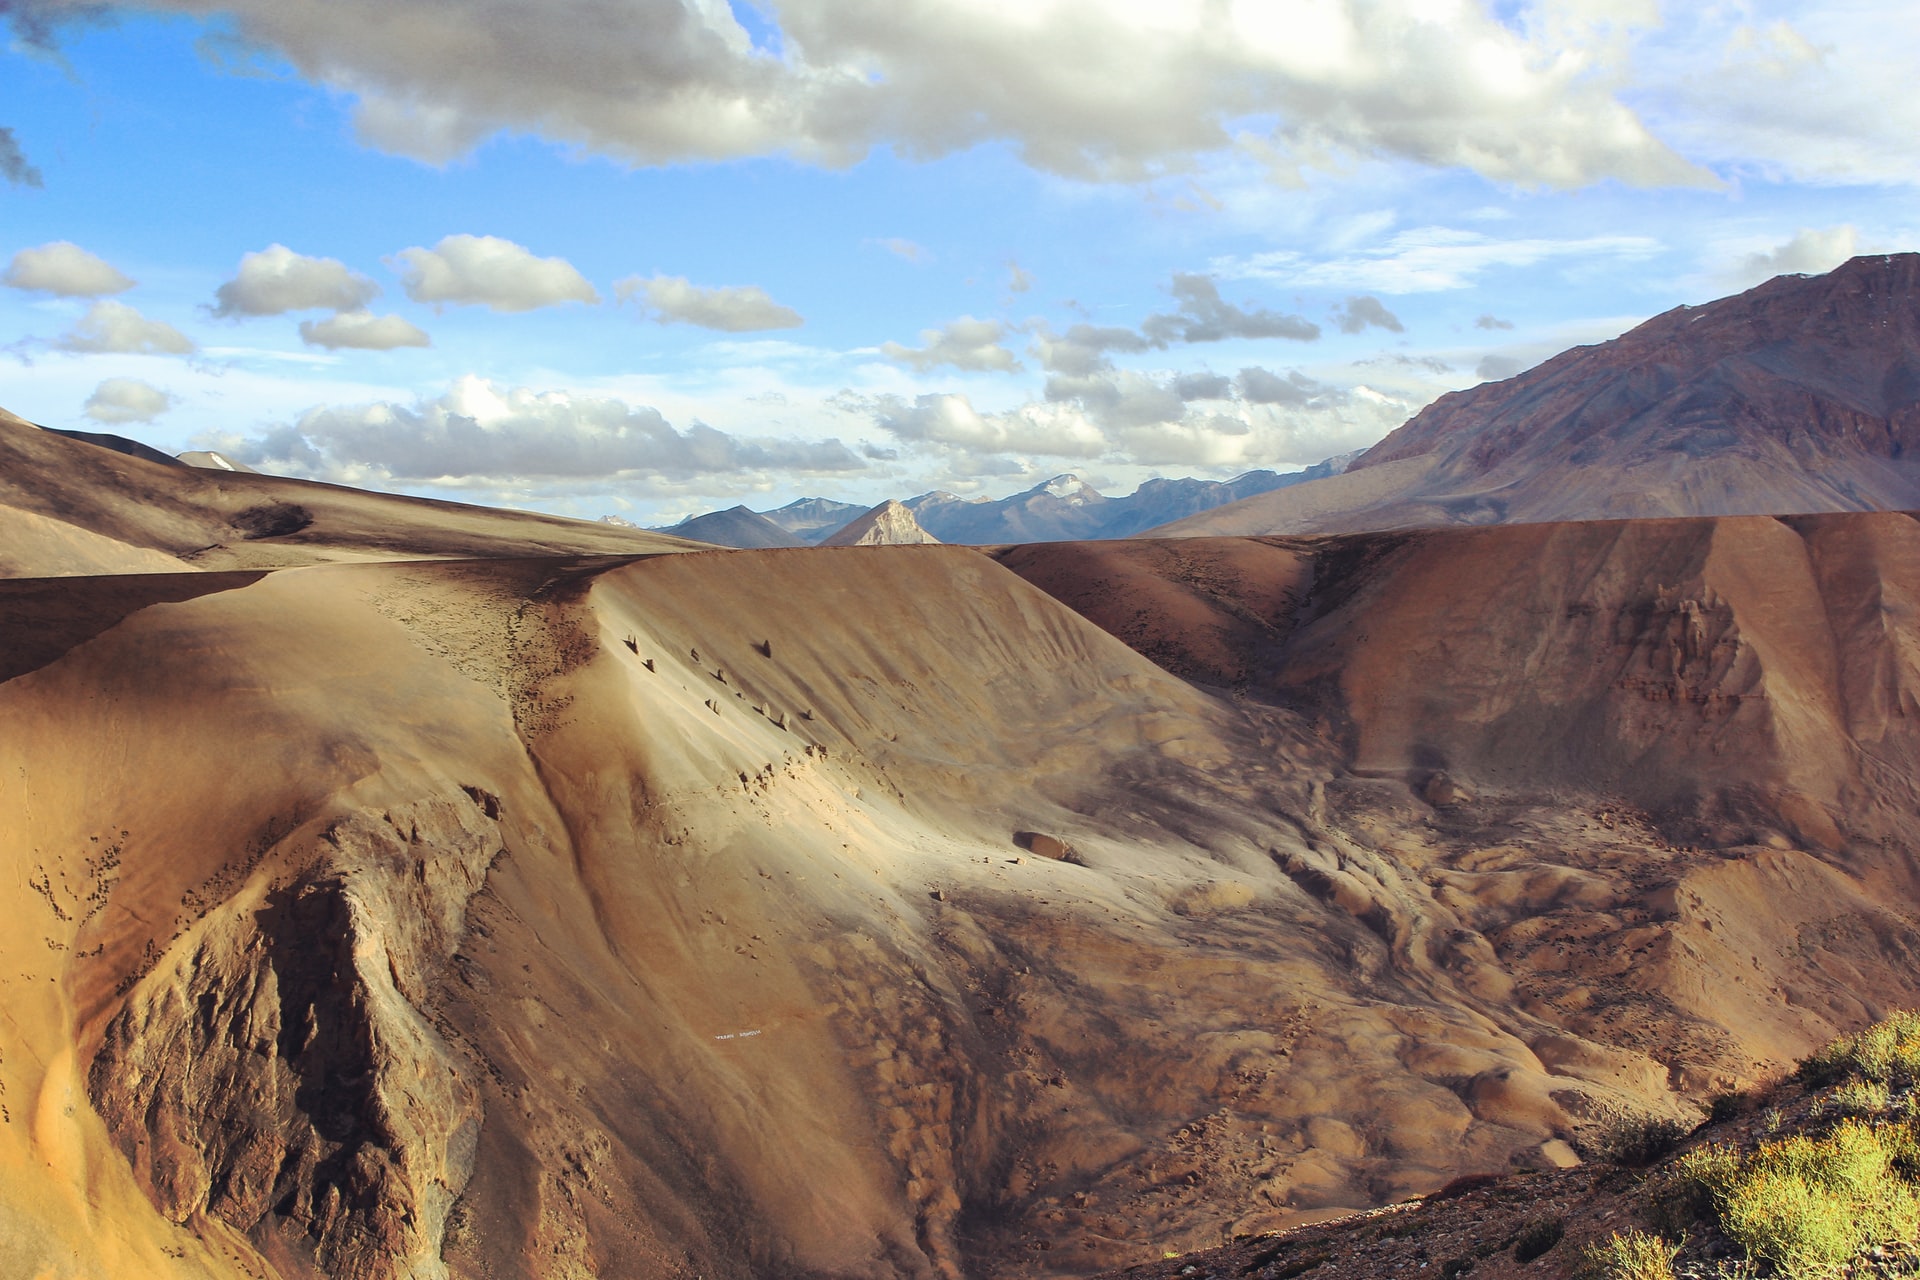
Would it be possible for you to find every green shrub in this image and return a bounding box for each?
[1800,1011,1920,1087]
[1574,1229,1678,1280]
[1828,1078,1892,1117]
[1673,1120,1920,1277]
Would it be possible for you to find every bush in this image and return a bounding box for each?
[1671,1120,1920,1277]
[1589,1114,1691,1167]
[1800,1011,1920,1087]
[1828,1078,1893,1118]
[1575,1229,1678,1280]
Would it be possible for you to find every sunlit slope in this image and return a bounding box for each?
[5,532,1920,1278]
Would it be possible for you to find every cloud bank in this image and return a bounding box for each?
[6,0,1708,189]
[234,375,864,485]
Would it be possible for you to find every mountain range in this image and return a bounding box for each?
[652,458,1354,548]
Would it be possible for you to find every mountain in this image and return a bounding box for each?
[905,466,1331,544]
[1154,255,1920,537]
[656,504,803,548]
[817,497,941,545]
[760,496,868,542]
[0,409,699,577]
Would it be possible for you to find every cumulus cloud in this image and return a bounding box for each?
[5,242,135,296]
[391,234,598,312]
[56,301,196,354]
[1332,295,1404,335]
[213,244,379,317]
[2,0,1710,189]
[0,126,41,187]
[1736,226,1859,286]
[298,310,431,349]
[1141,274,1320,344]
[1217,228,1664,294]
[84,377,173,424]
[1476,354,1525,381]
[882,316,1023,373]
[233,375,863,484]
[616,274,803,331]
[1475,314,1515,330]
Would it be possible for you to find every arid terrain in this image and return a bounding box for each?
[5,260,1920,1280]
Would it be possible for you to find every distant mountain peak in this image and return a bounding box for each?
[820,499,941,546]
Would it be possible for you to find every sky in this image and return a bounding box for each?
[2,0,1917,525]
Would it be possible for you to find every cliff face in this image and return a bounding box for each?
[1154,255,1920,537]
[7,515,1920,1279]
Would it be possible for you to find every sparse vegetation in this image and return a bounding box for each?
[1798,1010,1920,1087]
[1575,1229,1678,1280]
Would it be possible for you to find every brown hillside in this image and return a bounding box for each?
[3,516,1919,1277]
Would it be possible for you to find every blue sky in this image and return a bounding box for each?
[3,0,1917,523]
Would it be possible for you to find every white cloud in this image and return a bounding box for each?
[615,274,803,331]
[56,301,196,355]
[1475,313,1515,330]
[391,234,598,312]
[83,377,174,424]
[1733,225,1859,287]
[1031,322,1154,376]
[298,309,431,349]
[28,0,1706,189]
[1007,261,1033,293]
[233,375,864,484]
[1216,227,1665,293]
[5,241,135,296]
[882,316,1023,373]
[213,244,379,316]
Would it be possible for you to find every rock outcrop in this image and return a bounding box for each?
[90,798,498,1280]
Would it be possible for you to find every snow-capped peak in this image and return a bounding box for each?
[1042,474,1099,503]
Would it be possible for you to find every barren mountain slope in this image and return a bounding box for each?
[4,522,1920,1279]
[1155,255,1920,537]
[0,411,699,576]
